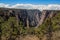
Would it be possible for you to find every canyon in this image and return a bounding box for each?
[0,8,59,27]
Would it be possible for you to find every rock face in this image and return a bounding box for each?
[0,8,60,27]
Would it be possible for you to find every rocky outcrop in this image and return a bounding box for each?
[0,8,41,27]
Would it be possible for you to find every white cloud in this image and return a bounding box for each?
[0,3,60,10]
[0,3,10,8]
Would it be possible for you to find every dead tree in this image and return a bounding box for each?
[0,22,2,40]
[46,18,53,40]
[15,12,19,26]
[27,17,29,28]
[35,11,40,28]
[35,11,46,28]
[46,11,54,40]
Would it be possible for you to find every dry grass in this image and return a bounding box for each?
[16,35,39,40]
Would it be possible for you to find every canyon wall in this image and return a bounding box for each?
[0,8,60,27]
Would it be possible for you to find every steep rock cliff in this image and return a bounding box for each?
[0,8,60,27]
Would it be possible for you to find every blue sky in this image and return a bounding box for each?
[0,0,60,4]
[0,0,60,10]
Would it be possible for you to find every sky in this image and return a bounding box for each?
[0,0,60,10]
[0,0,60,4]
